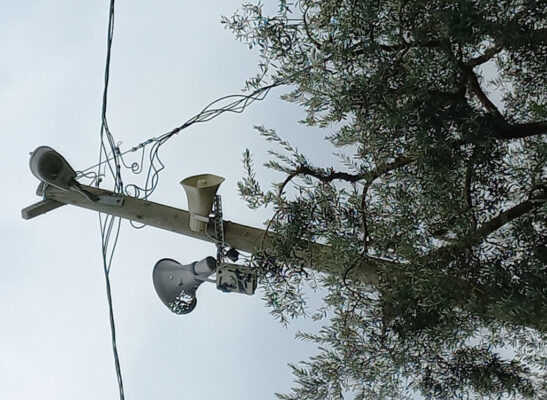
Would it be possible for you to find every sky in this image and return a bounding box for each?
[0,1,339,399]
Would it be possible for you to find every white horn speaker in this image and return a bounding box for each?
[181,173,225,232]
[152,256,216,315]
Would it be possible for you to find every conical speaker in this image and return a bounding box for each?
[29,146,76,190]
[181,174,225,232]
[152,257,216,315]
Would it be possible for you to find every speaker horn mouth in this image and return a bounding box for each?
[170,293,197,315]
[180,173,225,189]
[153,257,215,315]
[181,173,225,232]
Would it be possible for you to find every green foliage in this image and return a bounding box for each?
[224,0,546,398]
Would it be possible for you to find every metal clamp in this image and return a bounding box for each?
[212,195,225,263]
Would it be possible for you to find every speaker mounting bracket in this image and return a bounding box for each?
[212,195,225,263]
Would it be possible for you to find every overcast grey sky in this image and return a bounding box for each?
[1,1,340,399]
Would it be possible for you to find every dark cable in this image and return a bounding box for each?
[97,1,125,399]
[82,2,285,398]
[81,80,283,201]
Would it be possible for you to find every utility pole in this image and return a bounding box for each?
[21,147,543,330]
[22,181,380,285]
[21,146,380,315]
[24,182,268,254]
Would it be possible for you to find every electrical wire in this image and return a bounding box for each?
[123,80,280,200]
[77,79,282,202]
[83,3,283,397]
[96,1,125,399]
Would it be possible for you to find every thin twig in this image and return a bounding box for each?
[463,162,477,232]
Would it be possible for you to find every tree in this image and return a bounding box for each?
[223,1,546,399]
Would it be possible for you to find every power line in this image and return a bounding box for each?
[97,1,125,399]
[86,2,283,398]
[78,80,282,200]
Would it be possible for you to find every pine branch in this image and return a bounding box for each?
[472,190,546,241]
[301,8,322,50]
[467,45,503,68]
[463,162,477,231]
[278,155,413,194]
[461,64,503,118]
[435,189,546,257]
[494,121,547,140]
